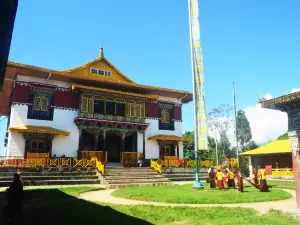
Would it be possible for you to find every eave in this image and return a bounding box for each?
[7,62,193,103]
[259,91,300,111]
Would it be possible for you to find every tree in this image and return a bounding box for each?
[242,140,259,152]
[207,104,234,161]
[277,133,288,140]
[236,110,252,147]
[182,131,215,161]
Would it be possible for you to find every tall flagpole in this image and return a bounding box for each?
[188,0,208,189]
[233,82,239,168]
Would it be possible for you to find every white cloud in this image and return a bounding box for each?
[244,93,288,145]
[290,88,300,93]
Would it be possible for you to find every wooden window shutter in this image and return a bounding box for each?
[88,97,94,114]
[34,96,41,111]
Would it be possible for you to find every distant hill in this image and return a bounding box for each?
[277,133,288,140]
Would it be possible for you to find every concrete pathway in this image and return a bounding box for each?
[80,188,299,214]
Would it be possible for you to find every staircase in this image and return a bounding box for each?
[162,167,209,182]
[103,167,171,188]
[0,167,101,187]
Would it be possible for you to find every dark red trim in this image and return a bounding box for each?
[54,90,79,109]
[13,84,30,103]
[174,105,182,121]
[146,101,158,118]
[75,117,149,130]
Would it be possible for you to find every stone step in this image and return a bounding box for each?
[0,167,97,172]
[166,177,196,181]
[0,179,100,187]
[0,175,99,181]
[0,171,97,176]
[163,173,208,176]
[104,175,165,180]
[105,167,154,172]
[108,182,171,189]
[105,172,158,176]
[106,178,170,184]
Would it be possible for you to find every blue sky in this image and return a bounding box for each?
[1,0,300,154]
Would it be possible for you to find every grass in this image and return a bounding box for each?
[0,186,299,225]
[112,183,292,204]
[268,180,296,190]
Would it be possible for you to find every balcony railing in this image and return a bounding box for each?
[121,152,144,166]
[80,150,107,162]
[78,112,146,124]
[268,168,294,177]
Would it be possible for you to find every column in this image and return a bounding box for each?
[103,130,107,162]
[248,156,253,177]
[288,130,300,208]
[143,132,145,160]
[121,131,126,162]
[94,133,99,150]
[176,142,179,158]
[77,129,82,159]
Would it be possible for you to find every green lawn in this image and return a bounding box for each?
[112,183,292,204]
[0,187,298,225]
[267,180,296,190]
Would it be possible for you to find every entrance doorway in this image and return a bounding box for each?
[106,133,121,162]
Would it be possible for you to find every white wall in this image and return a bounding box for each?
[6,132,25,156]
[17,75,71,88]
[137,132,143,153]
[158,96,182,104]
[6,104,79,157]
[145,118,184,159]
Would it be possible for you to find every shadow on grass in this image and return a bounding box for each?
[0,189,152,225]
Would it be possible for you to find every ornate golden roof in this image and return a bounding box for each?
[72,84,158,100]
[9,126,70,136]
[7,54,192,103]
[148,134,192,142]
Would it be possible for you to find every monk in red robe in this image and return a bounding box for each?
[215,166,224,190]
[237,169,244,192]
[227,168,235,189]
[252,168,258,185]
[208,167,216,189]
[258,166,269,192]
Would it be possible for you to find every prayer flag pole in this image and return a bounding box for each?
[233,81,239,168]
[188,0,208,189]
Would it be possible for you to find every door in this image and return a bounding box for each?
[106,134,121,162]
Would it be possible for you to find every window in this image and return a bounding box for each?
[90,68,112,76]
[135,102,145,118]
[31,140,44,152]
[94,99,105,114]
[125,101,135,117]
[158,106,174,131]
[106,100,115,115]
[90,68,98,74]
[28,93,54,121]
[33,96,48,112]
[161,110,170,123]
[116,103,125,116]
[81,95,94,113]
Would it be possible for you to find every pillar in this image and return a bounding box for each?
[103,130,107,162]
[77,129,82,159]
[94,133,99,150]
[177,142,179,158]
[143,132,145,159]
[288,130,300,208]
[248,156,253,177]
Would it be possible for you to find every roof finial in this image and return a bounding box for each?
[100,45,104,57]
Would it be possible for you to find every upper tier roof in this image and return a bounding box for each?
[240,140,291,156]
[7,53,193,103]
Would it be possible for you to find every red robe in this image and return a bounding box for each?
[237,171,244,192]
[209,171,216,188]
